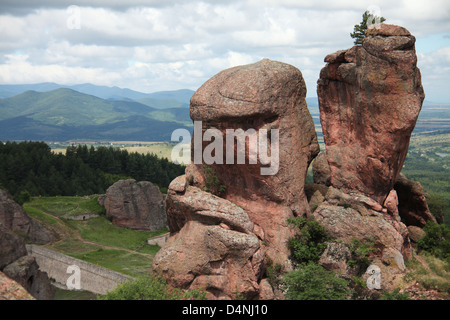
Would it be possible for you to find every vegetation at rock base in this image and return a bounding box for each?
[405,253,450,295]
[282,217,353,300]
[417,221,450,262]
[379,288,411,300]
[350,10,386,45]
[282,215,449,300]
[97,276,206,300]
[282,261,352,300]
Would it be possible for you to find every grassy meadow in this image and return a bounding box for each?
[23,195,168,299]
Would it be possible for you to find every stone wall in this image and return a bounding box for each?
[26,245,131,295]
[147,232,169,247]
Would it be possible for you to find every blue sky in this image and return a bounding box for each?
[0,0,449,102]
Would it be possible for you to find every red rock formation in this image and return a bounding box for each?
[0,226,54,300]
[313,187,412,291]
[317,24,424,205]
[102,179,167,231]
[153,176,264,300]
[0,226,27,270]
[153,59,319,299]
[312,151,331,186]
[189,59,319,265]
[3,255,55,300]
[0,189,55,244]
[311,25,431,291]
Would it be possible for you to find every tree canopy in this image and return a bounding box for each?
[0,141,185,202]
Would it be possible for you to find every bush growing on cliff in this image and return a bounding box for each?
[287,217,330,264]
[202,166,226,196]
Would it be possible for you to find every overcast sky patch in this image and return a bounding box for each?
[0,0,449,102]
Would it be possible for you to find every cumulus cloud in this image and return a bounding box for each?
[0,0,449,100]
[417,46,450,103]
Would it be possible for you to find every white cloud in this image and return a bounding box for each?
[417,46,450,103]
[0,53,121,85]
[0,0,449,100]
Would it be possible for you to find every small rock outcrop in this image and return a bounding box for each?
[153,59,319,299]
[317,24,425,205]
[153,176,264,300]
[101,179,167,231]
[0,189,55,244]
[312,151,331,186]
[0,271,35,300]
[0,224,54,300]
[3,255,55,300]
[313,187,412,291]
[314,187,411,256]
[394,173,436,227]
[312,157,436,229]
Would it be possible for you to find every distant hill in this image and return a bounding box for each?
[0,88,192,141]
[0,83,447,142]
[0,83,148,100]
[137,89,194,109]
[0,83,196,106]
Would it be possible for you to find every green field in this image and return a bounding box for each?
[24,195,167,279]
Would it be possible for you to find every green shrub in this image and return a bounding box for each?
[15,190,31,205]
[287,217,330,264]
[202,166,226,196]
[265,257,284,288]
[97,276,206,300]
[379,288,410,300]
[417,221,450,261]
[283,262,352,300]
[347,238,377,272]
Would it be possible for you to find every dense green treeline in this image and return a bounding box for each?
[0,141,184,202]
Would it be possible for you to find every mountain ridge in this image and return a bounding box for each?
[0,87,192,141]
[0,83,447,142]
